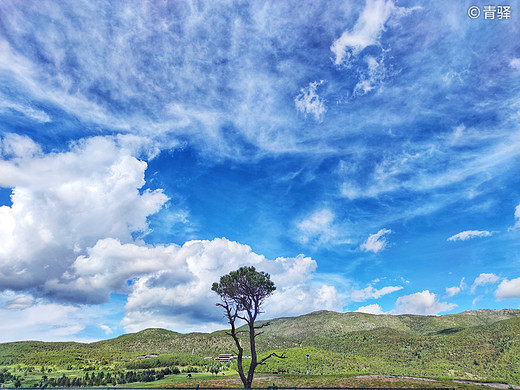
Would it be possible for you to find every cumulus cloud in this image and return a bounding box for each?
[445,286,460,297]
[264,284,340,321]
[350,284,402,302]
[294,80,327,121]
[355,303,384,314]
[0,135,168,295]
[354,290,456,316]
[470,273,500,294]
[0,133,42,160]
[114,238,338,332]
[447,230,492,242]
[495,277,520,300]
[0,133,340,334]
[330,0,394,66]
[392,290,456,315]
[41,234,334,333]
[0,291,104,342]
[360,228,391,253]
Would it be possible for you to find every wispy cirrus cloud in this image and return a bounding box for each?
[447,230,492,242]
[360,228,391,253]
[350,284,402,302]
[330,0,395,66]
[445,278,465,297]
[295,208,351,246]
[470,273,500,294]
[294,80,327,121]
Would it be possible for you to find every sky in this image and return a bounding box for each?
[0,0,520,343]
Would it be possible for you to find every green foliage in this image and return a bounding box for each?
[125,354,206,369]
[208,361,222,375]
[212,266,275,312]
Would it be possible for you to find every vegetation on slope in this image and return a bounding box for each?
[1,309,519,387]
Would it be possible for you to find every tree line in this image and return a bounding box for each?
[39,367,185,387]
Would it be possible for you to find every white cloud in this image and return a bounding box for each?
[264,284,340,320]
[351,284,402,302]
[44,238,185,304]
[447,230,492,242]
[1,133,42,159]
[56,236,337,333]
[495,277,520,300]
[0,6,345,160]
[510,58,520,71]
[0,291,102,342]
[445,286,460,297]
[353,55,388,96]
[330,0,394,66]
[294,80,327,121]
[472,295,483,307]
[470,273,500,294]
[296,208,348,246]
[0,98,51,123]
[99,324,113,335]
[445,277,465,297]
[512,204,520,229]
[355,303,384,314]
[392,290,457,315]
[3,295,33,310]
[0,135,168,296]
[360,228,391,253]
[0,133,340,334]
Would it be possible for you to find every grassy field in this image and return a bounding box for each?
[1,309,519,388]
[0,367,513,390]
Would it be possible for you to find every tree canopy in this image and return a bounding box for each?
[212,266,275,316]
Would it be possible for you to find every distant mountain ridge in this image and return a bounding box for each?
[1,309,519,358]
[1,309,520,383]
[248,308,520,339]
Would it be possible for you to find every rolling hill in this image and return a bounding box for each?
[1,309,519,384]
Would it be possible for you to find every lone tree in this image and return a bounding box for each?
[212,266,284,388]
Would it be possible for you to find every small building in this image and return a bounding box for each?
[214,354,235,362]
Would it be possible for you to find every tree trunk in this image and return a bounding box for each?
[246,320,257,388]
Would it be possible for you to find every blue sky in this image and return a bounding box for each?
[1,0,520,342]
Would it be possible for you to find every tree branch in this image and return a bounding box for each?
[253,321,271,329]
[258,352,286,365]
